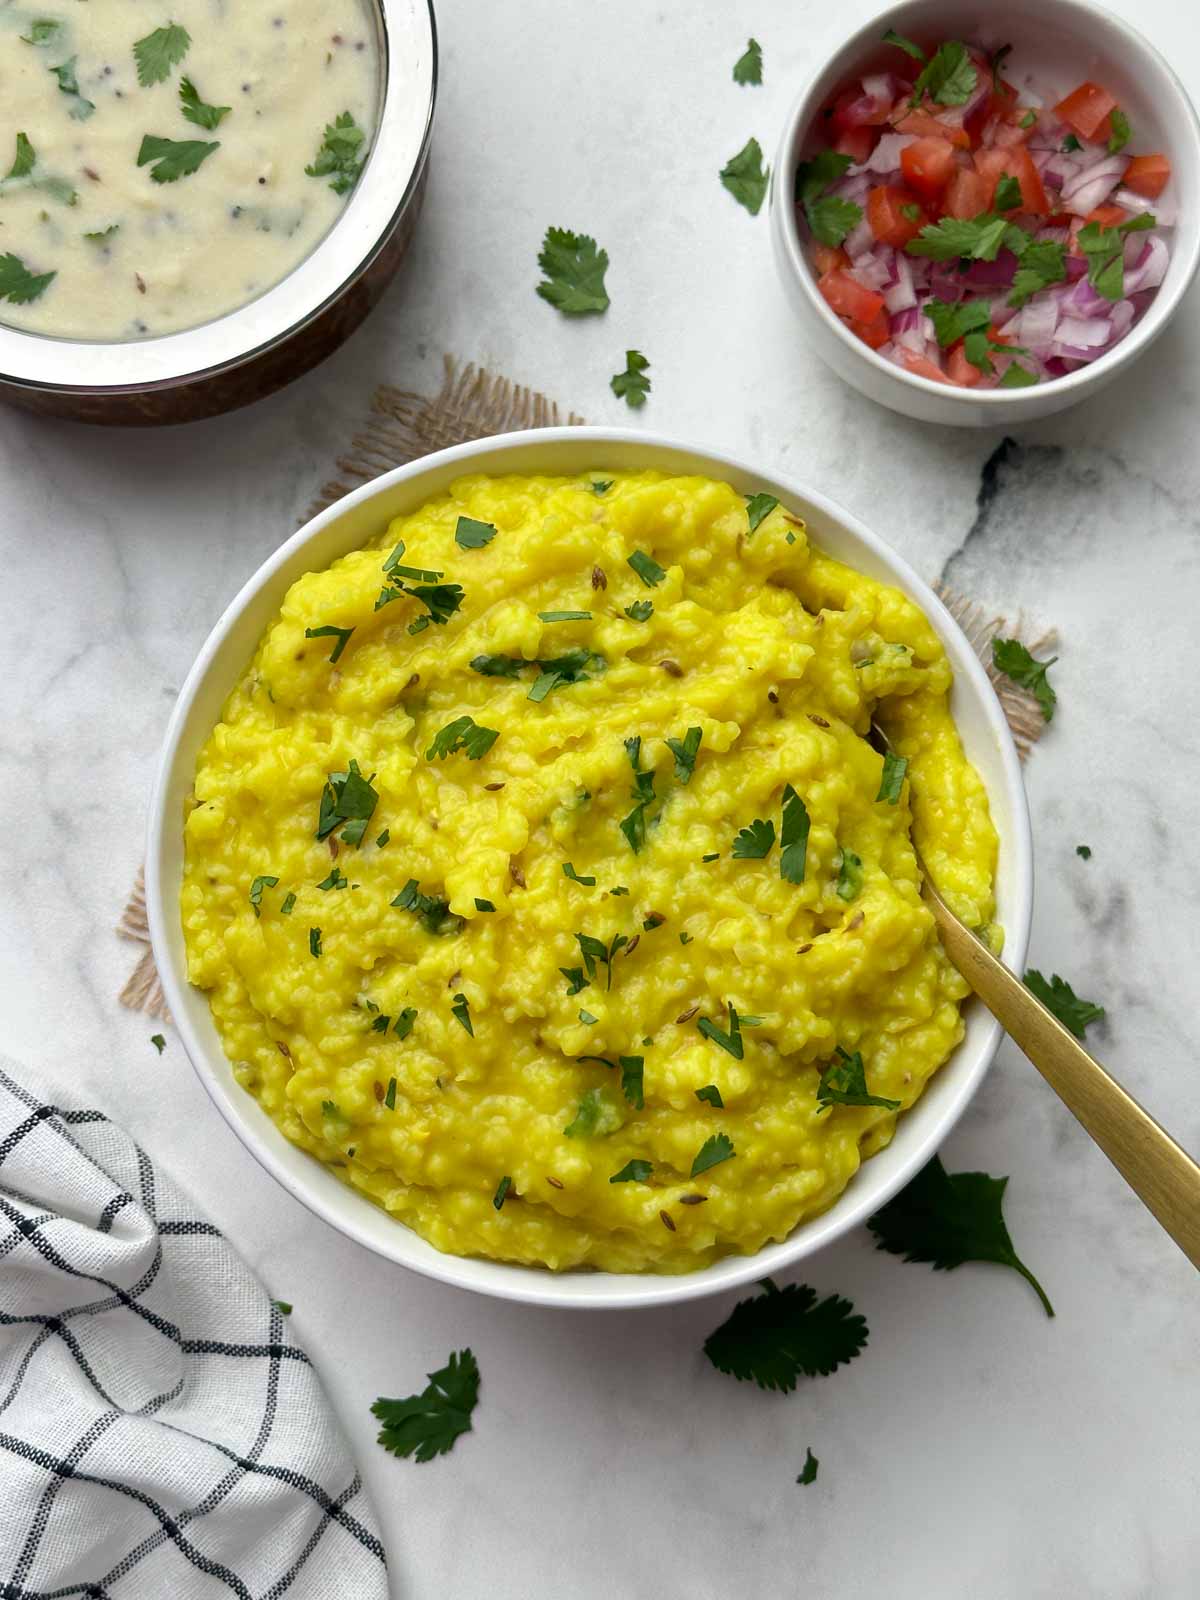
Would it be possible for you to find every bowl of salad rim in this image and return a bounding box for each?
[769,0,1200,427]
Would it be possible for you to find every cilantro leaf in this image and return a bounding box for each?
[610,1159,653,1183]
[926,297,992,349]
[248,874,279,916]
[0,251,55,305]
[271,1298,292,1315]
[876,752,908,804]
[998,361,1039,388]
[392,879,463,937]
[309,927,322,958]
[575,930,628,991]
[304,623,353,663]
[493,1176,511,1210]
[611,349,651,408]
[394,1008,417,1040]
[20,20,60,45]
[316,867,347,892]
[137,134,219,184]
[627,549,666,587]
[691,1132,735,1177]
[560,966,588,995]
[49,56,94,119]
[150,1033,166,1054]
[372,1348,480,1462]
[280,892,296,916]
[867,1154,1054,1316]
[536,226,610,314]
[810,194,865,247]
[695,1084,724,1108]
[993,172,1022,212]
[316,759,378,846]
[425,715,499,762]
[911,40,977,107]
[795,150,853,205]
[816,1046,900,1113]
[720,137,770,216]
[697,1007,744,1060]
[1076,844,1092,860]
[703,1280,868,1391]
[304,110,367,195]
[733,817,775,859]
[835,849,863,901]
[665,726,702,785]
[1063,133,1082,152]
[1023,969,1106,1039]
[179,75,231,130]
[455,515,496,549]
[989,43,1013,93]
[779,783,810,883]
[450,992,473,1035]
[745,492,779,533]
[564,1085,620,1138]
[883,28,925,62]
[1008,239,1067,307]
[624,599,653,622]
[620,737,658,854]
[619,1055,644,1110]
[1077,213,1155,301]
[733,37,763,86]
[907,212,1009,261]
[991,637,1057,721]
[797,1448,819,1485]
[134,23,191,85]
[6,132,36,180]
[562,862,596,886]
[1108,108,1131,155]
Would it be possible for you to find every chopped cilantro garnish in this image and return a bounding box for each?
[1062,133,1081,152]
[988,43,1012,93]
[627,549,666,587]
[882,28,924,62]
[536,226,610,314]
[619,1055,644,1110]
[701,852,719,863]
[371,1348,479,1462]
[732,817,774,859]
[695,1084,724,1108]
[383,543,443,581]
[539,610,592,623]
[279,892,296,916]
[0,250,55,304]
[5,133,36,182]
[394,1008,417,1040]
[304,623,353,663]
[150,1033,166,1054]
[679,932,693,945]
[1077,212,1155,301]
[474,897,495,912]
[703,1278,868,1390]
[179,75,231,130]
[450,992,474,1035]
[794,149,861,247]
[998,361,1039,388]
[49,57,94,119]
[454,516,497,549]
[611,349,651,408]
[619,737,658,854]
[1023,970,1105,1039]
[316,867,348,892]
[316,759,378,846]
[1108,108,1131,155]
[249,875,279,917]
[137,134,220,184]
[665,726,702,785]
[560,966,588,995]
[133,23,191,86]
[564,1086,619,1138]
[20,20,61,45]
[876,752,908,805]
[733,37,763,85]
[867,1153,1054,1316]
[1076,844,1092,860]
[309,927,322,958]
[779,783,810,883]
[993,173,1022,212]
[926,296,992,349]
[624,599,654,622]
[305,111,367,195]
[575,930,628,991]
[1020,109,1037,129]
[907,212,1011,262]
[493,1176,511,1210]
[589,479,613,495]
[376,829,390,848]
[697,1007,744,1060]
[392,879,462,937]
[899,202,922,222]
[426,715,499,762]
[1009,240,1067,307]
[817,1046,901,1113]
[911,40,976,106]
[835,849,863,902]
[384,1077,397,1108]
[991,638,1057,721]
[797,1448,819,1486]
[720,136,770,216]
[610,1159,653,1183]
[745,492,779,534]
[691,1132,735,1177]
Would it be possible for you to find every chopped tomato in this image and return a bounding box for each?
[947,342,982,386]
[866,185,926,246]
[901,351,950,384]
[974,145,1048,214]
[1086,203,1127,228]
[1054,80,1118,141]
[834,126,878,164]
[1123,153,1171,199]
[944,168,989,219]
[818,268,886,324]
[811,242,849,276]
[900,137,958,201]
[894,109,971,149]
[851,309,891,350]
[831,84,893,130]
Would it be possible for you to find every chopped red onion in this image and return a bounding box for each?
[844,216,876,258]
[852,132,916,174]
[883,252,916,313]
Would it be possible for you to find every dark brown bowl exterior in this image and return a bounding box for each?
[0,157,429,427]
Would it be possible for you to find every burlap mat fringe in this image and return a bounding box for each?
[117,355,1049,1017]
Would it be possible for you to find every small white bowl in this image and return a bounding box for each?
[146,429,1033,1309]
[770,0,1200,427]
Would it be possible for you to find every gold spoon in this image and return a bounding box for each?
[874,728,1200,1270]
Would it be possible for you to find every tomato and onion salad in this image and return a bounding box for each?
[795,34,1173,388]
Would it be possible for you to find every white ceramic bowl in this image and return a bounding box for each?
[770,0,1200,427]
[146,429,1033,1309]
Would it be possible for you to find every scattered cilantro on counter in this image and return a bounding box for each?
[797,1448,819,1486]
[426,715,499,762]
[137,134,219,184]
[49,56,94,119]
[611,349,651,408]
[867,1154,1054,1317]
[271,1299,292,1316]
[1023,970,1106,1038]
[703,1278,868,1390]
[991,638,1057,721]
[180,76,231,131]
[733,37,763,86]
[372,1348,479,1463]
[1076,844,1092,860]
[150,1034,166,1054]
[720,136,770,216]
[134,23,191,86]
[536,227,610,314]
[304,111,367,195]
[20,20,61,45]
[817,1046,900,1113]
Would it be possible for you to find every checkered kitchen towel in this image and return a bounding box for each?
[0,1060,388,1599]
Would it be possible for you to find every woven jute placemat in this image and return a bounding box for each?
[117,354,1052,1020]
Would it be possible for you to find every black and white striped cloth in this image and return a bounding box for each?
[0,1060,389,1599]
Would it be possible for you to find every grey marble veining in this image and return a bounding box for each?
[2,1,1199,1595]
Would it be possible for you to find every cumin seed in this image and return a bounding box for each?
[591,566,607,590]
[797,943,813,955]
[848,911,864,930]
[546,1175,564,1189]
[373,1080,384,1102]
[679,1193,708,1205]
[659,1209,676,1231]
[660,660,683,677]
[510,860,526,888]
[676,1005,700,1024]
[484,782,505,791]
[808,713,830,728]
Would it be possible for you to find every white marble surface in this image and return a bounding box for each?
[3,1,1200,1595]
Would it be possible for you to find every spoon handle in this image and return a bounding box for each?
[931,900,1200,1271]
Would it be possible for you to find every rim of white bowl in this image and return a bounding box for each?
[772,0,1200,407]
[146,428,1033,1310]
